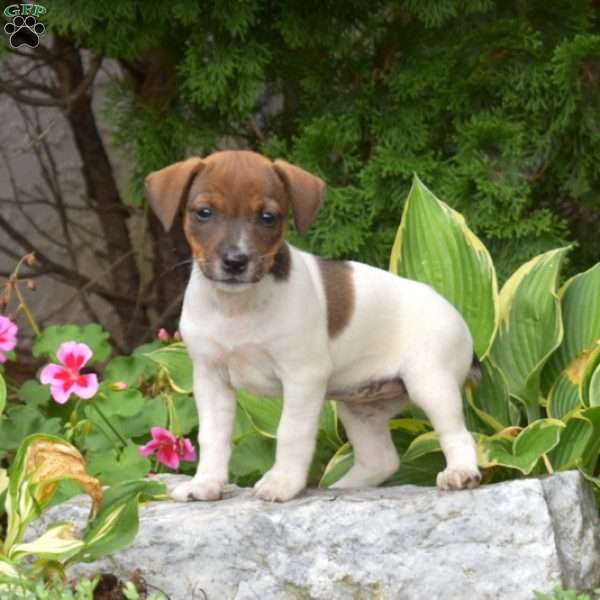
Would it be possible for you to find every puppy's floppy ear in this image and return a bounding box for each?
[273,159,326,235]
[145,158,205,232]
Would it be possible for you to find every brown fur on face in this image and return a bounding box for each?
[145,150,325,286]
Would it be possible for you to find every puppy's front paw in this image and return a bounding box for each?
[253,470,305,502]
[436,465,481,491]
[171,476,225,502]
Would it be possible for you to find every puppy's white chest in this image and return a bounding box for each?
[226,346,282,397]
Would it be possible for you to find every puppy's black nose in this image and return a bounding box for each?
[222,250,249,274]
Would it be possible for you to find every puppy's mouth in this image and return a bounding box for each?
[197,262,264,286]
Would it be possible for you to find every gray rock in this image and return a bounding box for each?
[31,471,600,600]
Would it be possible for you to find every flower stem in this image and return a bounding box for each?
[10,254,40,336]
[91,401,128,446]
[165,390,182,438]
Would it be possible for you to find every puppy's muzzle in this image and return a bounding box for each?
[221,248,249,275]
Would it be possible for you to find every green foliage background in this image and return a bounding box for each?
[42,0,600,281]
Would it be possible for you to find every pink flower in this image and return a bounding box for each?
[157,328,170,341]
[40,341,99,404]
[173,331,182,341]
[0,315,18,363]
[139,427,196,470]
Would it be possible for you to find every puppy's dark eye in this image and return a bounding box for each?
[258,211,278,226]
[194,207,213,221]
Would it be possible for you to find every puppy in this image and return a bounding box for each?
[145,150,481,502]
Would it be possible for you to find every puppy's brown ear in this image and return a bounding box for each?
[273,159,326,235]
[145,158,205,232]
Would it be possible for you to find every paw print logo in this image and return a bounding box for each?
[4,15,45,49]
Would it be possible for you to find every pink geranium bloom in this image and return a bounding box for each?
[157,328,170,341]
[40,341,99,404]
[139,427,196,470]
[0,315,18,363]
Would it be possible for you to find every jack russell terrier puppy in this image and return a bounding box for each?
[145,150,481,502]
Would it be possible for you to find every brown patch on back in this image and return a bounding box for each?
[317,258,355,338]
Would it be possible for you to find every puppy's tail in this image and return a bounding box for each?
[466,354,483,388]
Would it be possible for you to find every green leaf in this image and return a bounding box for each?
[580,407,600,474]
[103,355,155,387]
[0,556,18,578]
[0,405,62,452]
[489,248,569,421]
[230,433,275,479]
[389,418,432,455]
[0,468,7,496]
[581,347,600,407]
[319,400,343,449]
[0,373,5,418]
[385,452,447,487]
[402,431,441,462]
[17,380,51,408]
[547,413,592,471]
[477,420,564,474]
[319,443,353,488]
[86,444,151,486]
[143,345,193,393]
[589,364,600,407]
[97,388,145,418]
[10,522,85,561]
[389,175,498,358]
[32,324,112,363]
[466,359,513,431]
[74,479,165,563]
[173,394,199,436]
[542,263,600,394]
[237,391,282,438]
[547,371,582,419]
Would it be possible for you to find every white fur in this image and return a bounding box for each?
[171,245,480,503]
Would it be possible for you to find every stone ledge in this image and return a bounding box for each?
[35,471,600,600]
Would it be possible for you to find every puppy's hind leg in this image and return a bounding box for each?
[404,371,480,490]
[331,397,403,489]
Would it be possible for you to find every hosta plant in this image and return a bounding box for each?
[0,433,164,595]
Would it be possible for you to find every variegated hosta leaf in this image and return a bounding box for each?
[3,434,102,553]
[546,348,600,418]
[581,347,600,407]
[237,391,282,438]
[466,359,513,431]
[389,175,498,358]
[579,407,600,474]
[0,556,18,578]
[547,412,593,472]
[476,420,564,474]
[547,371,581,419]
[9,522,84,561]
[590,365,600,406]
[0,468,7,496]
[319,442,353,488]
[402,431,441,462]
[542,263,600,395]
[143,344,193,393]
[489,248,569,421]
[71,479,165,564]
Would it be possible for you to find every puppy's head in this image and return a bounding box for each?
[145,150,325,288]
